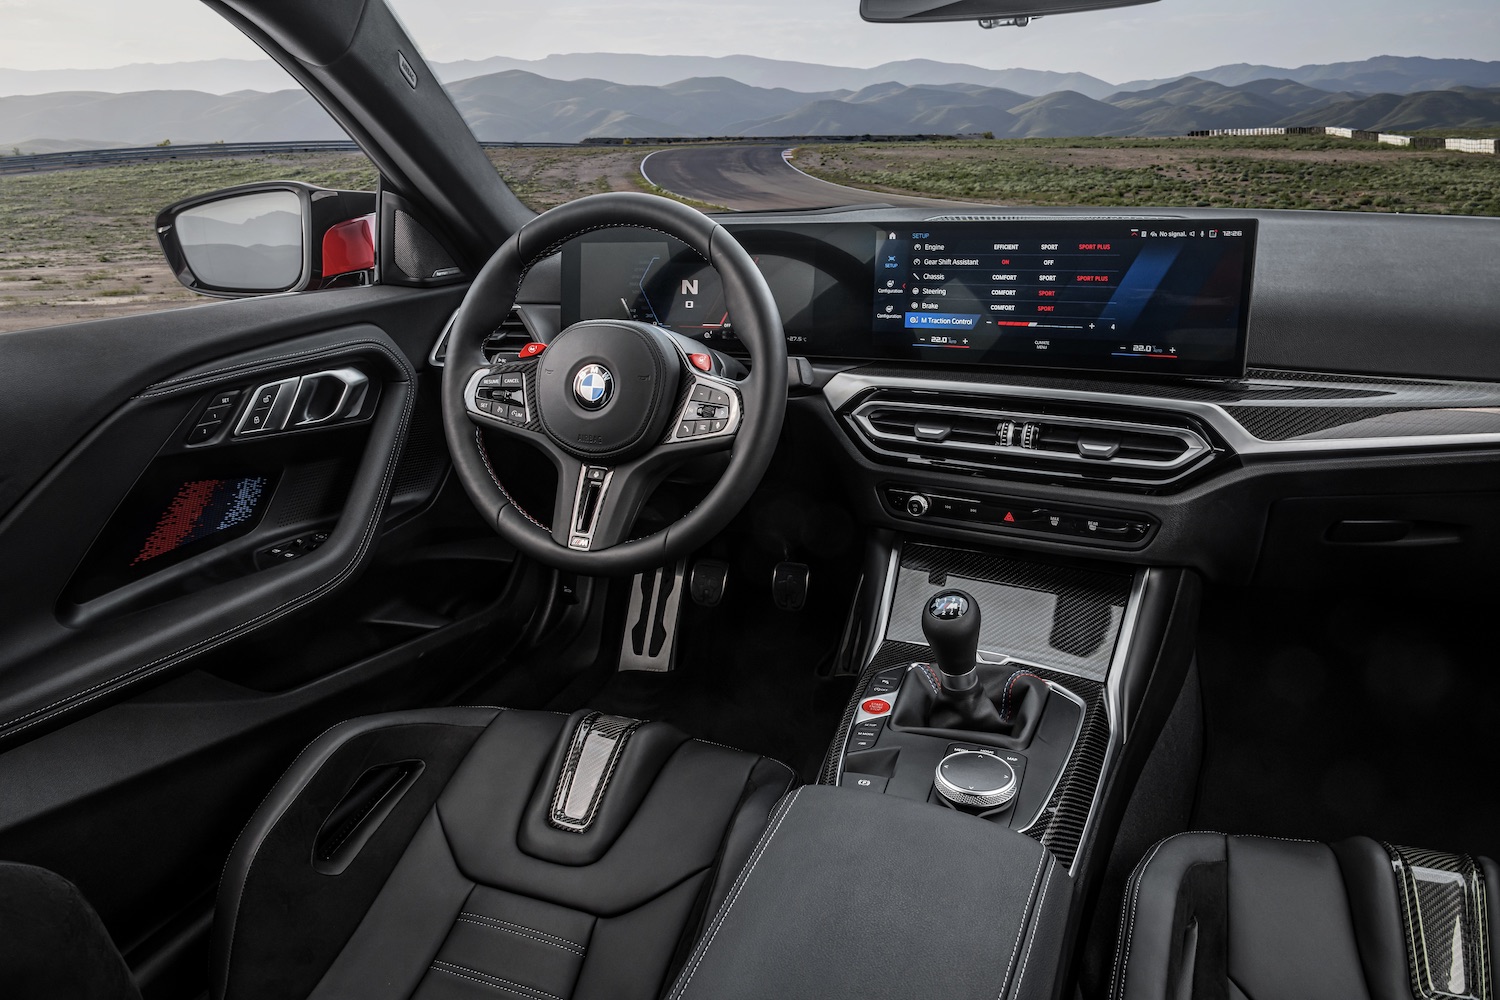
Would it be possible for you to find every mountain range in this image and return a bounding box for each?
[2,59,1499,150]
[2,54,1498,101]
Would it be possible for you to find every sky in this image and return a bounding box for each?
[0,0,1494,83]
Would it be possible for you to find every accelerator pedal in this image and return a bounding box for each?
[619,560,686,672]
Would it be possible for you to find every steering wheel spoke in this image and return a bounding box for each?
[462,362,550,442]
[550,456,658,552]
[660,366,744,455]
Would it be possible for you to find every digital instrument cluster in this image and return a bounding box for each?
[561,219,1256,378]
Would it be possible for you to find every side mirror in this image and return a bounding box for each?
[861,0,1158,25]
[156,181,377,298]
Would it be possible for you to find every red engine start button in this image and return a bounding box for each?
[861,698,891,715]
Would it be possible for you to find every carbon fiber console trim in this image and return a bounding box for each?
[1386,843,1493,1000]
[819,640,1106,870]
[821,541,1137,873]
[886,543,1133,682]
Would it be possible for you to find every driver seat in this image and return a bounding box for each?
[211,707,794,1000]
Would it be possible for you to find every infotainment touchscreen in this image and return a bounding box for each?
[872,220,1255,376]
[561,218,1257,379]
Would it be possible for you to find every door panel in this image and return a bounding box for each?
[0,280,550,994]
[0,324,420,745]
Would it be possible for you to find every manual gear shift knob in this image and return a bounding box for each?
[922,590,981,692]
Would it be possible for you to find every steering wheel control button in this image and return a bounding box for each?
[573,364,614,410]
[499,371,524,388]
[519,342,547,358]
[688,352,713,371]
[934,750,1018,810]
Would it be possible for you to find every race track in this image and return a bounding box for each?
[639,144,964,212]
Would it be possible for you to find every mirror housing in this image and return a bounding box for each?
[156,181,377,298]
[861,0,1158,24]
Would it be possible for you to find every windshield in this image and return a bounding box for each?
[380,0,1499,217]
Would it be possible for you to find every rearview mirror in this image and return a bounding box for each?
[861,0,1158,25]
[156,181,377,298]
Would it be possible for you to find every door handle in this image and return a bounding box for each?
[289,367,369,427]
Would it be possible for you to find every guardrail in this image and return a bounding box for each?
[0,139,579,175]
[1186,126,1497,153]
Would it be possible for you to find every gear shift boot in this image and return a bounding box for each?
[889,664,1050,749]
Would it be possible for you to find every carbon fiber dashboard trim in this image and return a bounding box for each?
[824,366,1500,456]
[887,543,1133,681]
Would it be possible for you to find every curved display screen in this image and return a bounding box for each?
[561,219,1256,379]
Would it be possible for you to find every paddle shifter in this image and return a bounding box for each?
[890,588,1050,746]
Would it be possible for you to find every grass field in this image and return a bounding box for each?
[791,136,1500,216]
[0,147,658,332]
[2,137,1496,332]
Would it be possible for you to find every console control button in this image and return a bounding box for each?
[860,698,892,715]
[841,773,888,793]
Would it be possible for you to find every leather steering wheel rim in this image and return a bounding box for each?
[440,192,788,576]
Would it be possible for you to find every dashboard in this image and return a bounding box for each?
[561,219,1257,379]
[510,204,1500,588]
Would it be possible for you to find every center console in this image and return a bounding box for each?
[824,543,1146,869]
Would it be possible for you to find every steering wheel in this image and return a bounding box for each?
[440,192,788,576]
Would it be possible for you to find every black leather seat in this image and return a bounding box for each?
[1109,832,1500,1000]
[209,707,793,1000]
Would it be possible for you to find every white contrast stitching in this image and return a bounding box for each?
[431,960,563,1000]
[671,787,802,1000]
[997,852,1049,999]
[217,711,504,994]
[456,915,586,954]
[1010,859,1056,1000]
[473,427,548,530]
[1111,831,1224,1000]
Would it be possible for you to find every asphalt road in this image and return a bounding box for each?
[639,144,965,212]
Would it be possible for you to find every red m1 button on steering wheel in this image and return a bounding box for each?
[861,698,891,715]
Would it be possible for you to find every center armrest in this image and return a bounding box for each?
[666,784,1071,1000]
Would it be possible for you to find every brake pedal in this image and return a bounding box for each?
[688,559,729,607]
[619,560,686,672]
[771,561,810,612]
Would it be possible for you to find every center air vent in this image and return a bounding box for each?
[428,309,534,367]
[846,391,1214,486]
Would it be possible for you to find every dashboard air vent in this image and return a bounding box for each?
[846,390,1214,486]
[429,309,533,367]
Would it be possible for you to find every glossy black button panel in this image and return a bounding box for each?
[474,367,530,425]
[675,380,736,439]
[258,530,331,567]
[884,485,1154,547]
[184,388,242,445]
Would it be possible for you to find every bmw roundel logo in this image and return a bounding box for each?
[572,364,613,410]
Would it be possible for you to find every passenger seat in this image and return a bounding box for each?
[1109,832,1498,1000]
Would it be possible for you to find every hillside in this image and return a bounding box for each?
[3,54,1499,101]
[2,69,1499,148]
